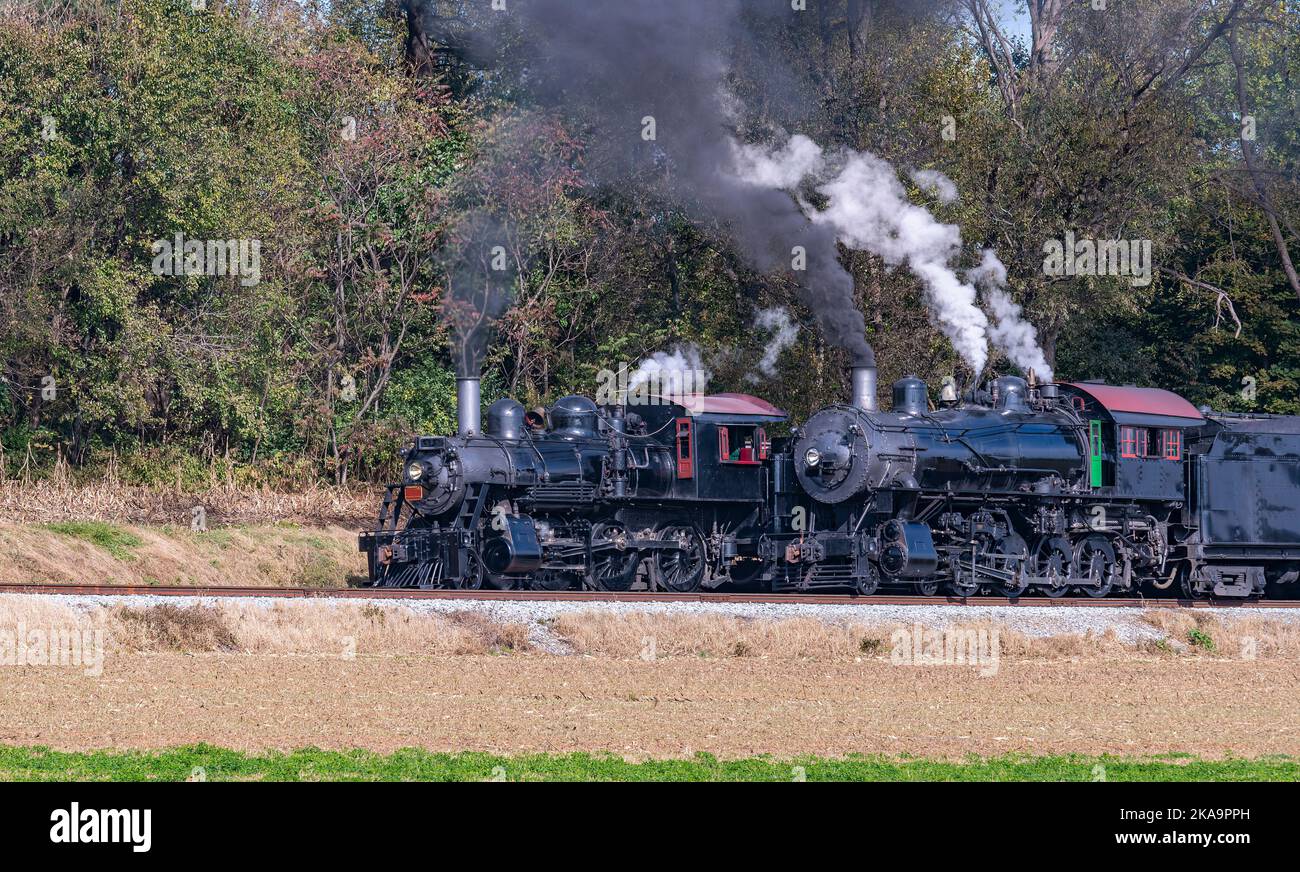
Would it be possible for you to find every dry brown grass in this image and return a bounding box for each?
[442,610,533,652]
[0,478,374,526]
[0,522,366,586]
[552,611,888,659]
[4,593,1299,665]
[550,610,1299,662]
[1140,609,1300,658]
[211,602,532,655]
[0,598,532,656]
[114,605,239,652]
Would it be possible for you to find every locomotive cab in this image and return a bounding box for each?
[636,393,786,503]
[1059,382,1203,501]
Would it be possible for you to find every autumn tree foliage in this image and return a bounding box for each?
[2,0,1298,487]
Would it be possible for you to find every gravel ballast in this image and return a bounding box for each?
[11,591,1299,651]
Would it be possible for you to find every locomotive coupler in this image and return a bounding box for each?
[785,540,825,563]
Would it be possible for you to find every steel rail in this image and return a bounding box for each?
[0,583,1291,608]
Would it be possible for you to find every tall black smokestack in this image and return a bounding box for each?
[850,361,878,412]
[457,376,481,436]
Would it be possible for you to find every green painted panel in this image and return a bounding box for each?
[1089,419,1103,488]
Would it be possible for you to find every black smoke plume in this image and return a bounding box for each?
[431,0,875,369]
[443,213,514,378]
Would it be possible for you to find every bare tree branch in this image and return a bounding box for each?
[1226,24,1300,301]
[1131,0,1247,104]
[1159,266,1243,337]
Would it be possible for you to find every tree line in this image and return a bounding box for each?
[1,0,1296,486]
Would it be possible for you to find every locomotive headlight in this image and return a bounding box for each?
[406,462,423,481]
[804,447,822,468]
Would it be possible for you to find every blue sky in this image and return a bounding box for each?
[994,0,1033,44]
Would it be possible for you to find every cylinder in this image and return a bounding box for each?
[482,515,543,575]
[850,365,878,412]
[457,377,481,436]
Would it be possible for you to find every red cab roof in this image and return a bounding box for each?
[1066,383,1203,421]
[657,392,786,417]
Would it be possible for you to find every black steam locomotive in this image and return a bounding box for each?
[359,365,1300,599]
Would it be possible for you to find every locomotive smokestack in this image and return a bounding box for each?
[457,377,481,437]
[850,364,878,412]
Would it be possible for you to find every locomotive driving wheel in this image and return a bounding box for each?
[854,563,880,596]
[948,534,1023,597]
[1073,535,1117,598]
[587,521,640,591]
[947,577,980,597]
[946,553,977,600]
[649,524,707,593]
[990,534,1030,598]
[1032,535,1074,598]
[455,548,485,590]
[915,579,940,596]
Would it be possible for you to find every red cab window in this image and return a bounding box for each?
[1119,426,1148,459]
[1160,429,1182,461]
[718,425,760,464]
[675,418,693,479]
[1119,426,1133,458]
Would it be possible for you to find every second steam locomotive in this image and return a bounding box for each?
[360,363,1300,599]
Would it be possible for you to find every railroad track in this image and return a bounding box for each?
[0,583,1292,608]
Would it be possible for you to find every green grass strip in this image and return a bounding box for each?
[43,521,143,561]
[0,746,1296,782]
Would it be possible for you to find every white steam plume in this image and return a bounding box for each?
[730,135,1053,381]
[751,306,799,379]
[627,344,711,399]
[733,136,990,374]
[968,249,1054,381]
[910,168,959,204]
[730,134,823,188]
